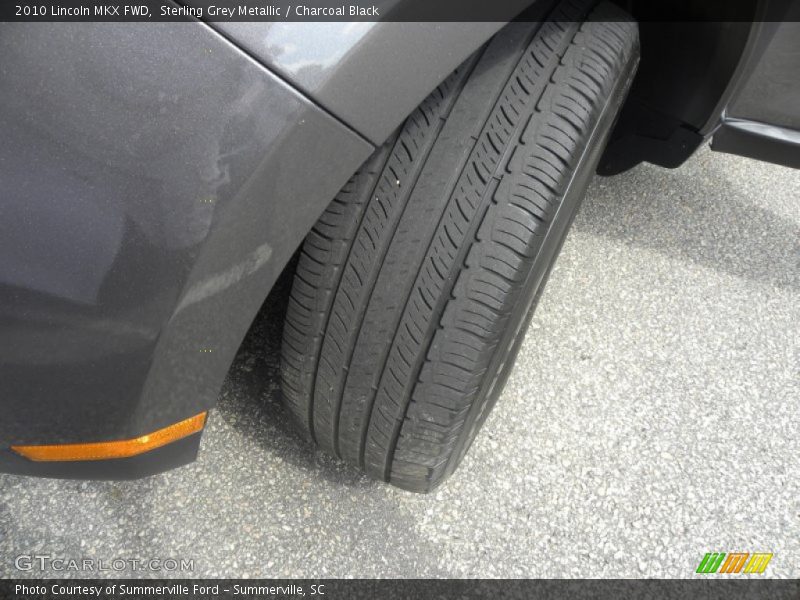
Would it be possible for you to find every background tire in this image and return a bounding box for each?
[281,0,639,492]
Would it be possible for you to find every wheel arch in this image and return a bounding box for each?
[599,0,792,173]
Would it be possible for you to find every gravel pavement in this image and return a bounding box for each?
[1,144,798,578]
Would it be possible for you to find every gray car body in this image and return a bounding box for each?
[0,18,506,477]
[0,3,797,477]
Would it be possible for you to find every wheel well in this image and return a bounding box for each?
[599,0,759,173]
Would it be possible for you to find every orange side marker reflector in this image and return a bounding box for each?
[11,412,207,462]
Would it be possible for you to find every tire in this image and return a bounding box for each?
[281,0,639,492]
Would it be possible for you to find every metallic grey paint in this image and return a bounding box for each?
[0,23,372,469]
[1,6,798,479]
[188,0,539,144]
[209,20,509,144]
[724,19,800,130]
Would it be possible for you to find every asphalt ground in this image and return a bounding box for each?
[1,144,798,578]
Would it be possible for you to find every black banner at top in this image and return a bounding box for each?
[1,0,798,22]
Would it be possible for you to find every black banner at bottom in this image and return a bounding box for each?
[2,580,799,600]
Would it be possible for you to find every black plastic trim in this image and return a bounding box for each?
[711,117,800,169]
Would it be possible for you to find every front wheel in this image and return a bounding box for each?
[281,0,639,492]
